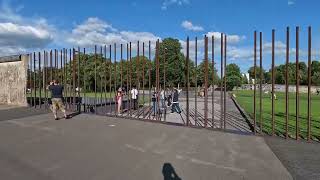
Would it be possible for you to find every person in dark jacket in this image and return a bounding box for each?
[47,80,69,120]
[171,88,181,114]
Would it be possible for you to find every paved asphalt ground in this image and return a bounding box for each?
[0,105,318,180]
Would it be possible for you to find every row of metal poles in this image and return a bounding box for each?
[26,26,316,141]
[27,34,229,129]
[252,26,313,141]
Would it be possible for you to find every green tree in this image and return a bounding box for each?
[225,63,242,91]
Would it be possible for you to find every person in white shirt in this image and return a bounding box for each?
[131,86,138,110]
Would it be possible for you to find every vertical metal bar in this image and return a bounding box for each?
[94,45,97,114]
[50,50,53,82]
[204,36,208,128]
[260,32,263,134]
[212,36,215,128]
[121,44,123,90]
[83,48,86,112]
[285,27,289,138]
[129,42,132,116]
[224,35,227,130]
[155,40,159,120]
[220,33,223,129]
[29,54,32,106]
[156,40,161,121]
[38,52,42,108]
[69,49,72,109]
[186,37,190,126]
[73,48,76,110]
[114,43,117,115]
[142,42,146,118]
[54,49,57,80]
[104,45,107,109]
[126,43,129,114]
[163,42,167,122]
[44,51,47,108]
[100,46,103,110]
[307,26,312,141]
[137,41,140,117]
[254,31,257,134]
[33,52,36,108]
[60,50,63,84]
[78,47,81,113]
[195,37,198,125]
[148,41,151,108]
[272,29,275,136]
[109,45,112,114]
[296,26,300,140]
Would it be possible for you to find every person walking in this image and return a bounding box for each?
[47,80,69,120]
[131,86,139,110]
[171,88,182,114]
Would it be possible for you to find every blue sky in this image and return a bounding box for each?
[0,0,319,72]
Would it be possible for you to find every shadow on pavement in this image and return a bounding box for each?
[162,163,182,180]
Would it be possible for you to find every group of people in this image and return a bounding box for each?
[46,79,182,119]
[115,86,139,114]
[151,87,182,116]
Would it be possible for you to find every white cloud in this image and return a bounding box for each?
[288,0,295,5]
[181,20,204,32]
[67,17,160,49]
[0,1,54,56]
[161,0,189,10]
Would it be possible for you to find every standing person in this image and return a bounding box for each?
[171,88,182,114]
[47,80,69,120]
[116,88,123,114]
[131,85,138,110]
[160,88,165,110]
[151,91,158,116]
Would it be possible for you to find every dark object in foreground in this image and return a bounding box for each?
[162,163,181,180]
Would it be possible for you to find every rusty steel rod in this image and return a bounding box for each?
[83,48,86,112]
[94,46,97,114]
[121,44,123,89]
[126,43,129,115]
[186,37,190,126]
[78,47,81,113]
[114,43,117,115]
[72,48,76,111]
[137,41,140,118]
[163,43,167,122]
[148,41,151,109]
[38,52,41,108]
[272,29,275,136]
[254,31,257,134]
[104,45,107,110]
[307,26,312,141]
[285,27,289,138]
[212,35,215,128]
[29,54,32,106]
[224,35,227,130]
[109,44,112,114]
[204,36,209,128]
[142,42,146,118]
[220,33,223,129]
[33,52,36,108]
[195,37,198,125]
[260,32,263,134]
[129,42,132,116]
[296,26,300,140]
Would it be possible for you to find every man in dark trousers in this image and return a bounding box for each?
[47,79,69,120]
[171,88,181,114]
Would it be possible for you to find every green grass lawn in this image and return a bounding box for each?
[233,90,320,139]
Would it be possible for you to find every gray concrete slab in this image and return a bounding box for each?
[264,136,320,180]
[0,111,292,180]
